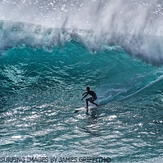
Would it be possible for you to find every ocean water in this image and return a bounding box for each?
[1,0,163,163]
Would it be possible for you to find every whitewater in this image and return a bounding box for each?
[0,0,163,162]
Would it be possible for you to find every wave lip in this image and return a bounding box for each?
[1,19,163,65]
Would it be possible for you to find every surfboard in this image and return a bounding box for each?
[74,107,85,113]
[74,106,98,113]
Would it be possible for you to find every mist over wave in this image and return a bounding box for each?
[0,0,163,64]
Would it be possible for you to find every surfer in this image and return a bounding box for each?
[81,86,98,113]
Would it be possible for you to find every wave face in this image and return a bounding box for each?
[1,1,163,163]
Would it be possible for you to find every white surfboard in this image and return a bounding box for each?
[74,106,98,113]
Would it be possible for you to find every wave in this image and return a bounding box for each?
[0,31,162,105]
[1,0,163,65]
[0,1,163,102]
[0,19,163,65]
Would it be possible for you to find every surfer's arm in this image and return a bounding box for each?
[81,92,88,100]
[82,92,87,96]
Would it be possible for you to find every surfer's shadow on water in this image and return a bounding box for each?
[74,104,105,136]
[81,108,102,136]
[88,108,99,118]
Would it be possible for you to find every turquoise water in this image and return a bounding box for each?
[1,33,163,162]
[1,0,163,162]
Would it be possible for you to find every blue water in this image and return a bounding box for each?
[1,1,163,163]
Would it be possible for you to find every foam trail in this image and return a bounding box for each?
[119,74,163,101]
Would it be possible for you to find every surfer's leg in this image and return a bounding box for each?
[91,101,99,106]
[89,97,98,107]
[86,99,89,108]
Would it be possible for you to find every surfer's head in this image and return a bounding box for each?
[86,86,90,91]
